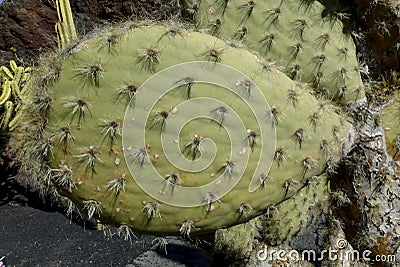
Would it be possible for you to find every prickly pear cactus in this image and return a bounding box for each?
[187,0,365,103]
[214,219,257,260]
[259,174,329,245]
[10,21,351,236]
[213,174,330,261]
[0,60,31,130]
[382,93,400,162]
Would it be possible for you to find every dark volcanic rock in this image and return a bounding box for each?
[0,0,177,66]
[0,0,57,65]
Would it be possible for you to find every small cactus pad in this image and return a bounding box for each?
[382,94,400,161]
[214,219,257,259]
[187,0,365,103]
[259,174,329,244]
[12,22,351,235]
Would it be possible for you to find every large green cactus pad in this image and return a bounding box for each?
[187,0,365,103]
[11,22,351,235]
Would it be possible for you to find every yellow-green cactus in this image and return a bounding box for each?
[186,0,365,104]
[10,21,351,236]
[55,0,78,49]
[259,174,329,245]
[214,219,257,259]
[382,93,400,162]
[0,60,31,130]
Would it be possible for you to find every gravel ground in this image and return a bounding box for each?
[0,203,154,266]
[0,174,212,267]
[0,173,155,267]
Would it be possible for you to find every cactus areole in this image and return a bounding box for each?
[12,22,350,236]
